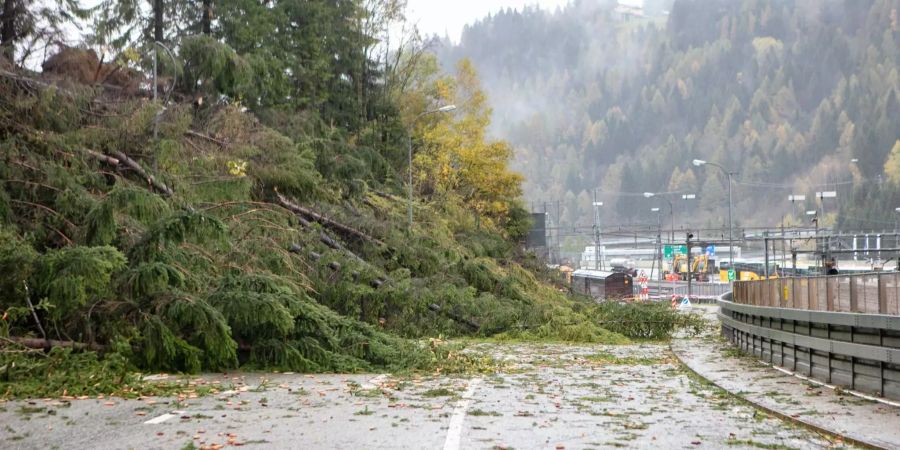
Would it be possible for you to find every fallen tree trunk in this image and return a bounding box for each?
[276,193,385,248]
[112,151,174,196]
[289,244,384,287]
[2,336,105,352]
[184,129,227,147]
[84,149,120,165]
[428,304,480,331]
[83,149,174,196]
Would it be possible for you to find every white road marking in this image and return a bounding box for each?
[143,410,185,425]
[360,373,389,390]
[442,378,483,450]
[141,374,170,381]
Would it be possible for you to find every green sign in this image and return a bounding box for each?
[665,245,688,258]
[727,269,736,281]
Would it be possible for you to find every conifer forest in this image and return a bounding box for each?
[438,0,900,236]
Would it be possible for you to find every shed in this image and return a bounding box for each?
[571,269,634,300]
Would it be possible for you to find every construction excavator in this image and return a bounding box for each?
[667,254,712,281]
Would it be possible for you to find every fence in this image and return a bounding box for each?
[733,273,900,316]
[635,280,732,300]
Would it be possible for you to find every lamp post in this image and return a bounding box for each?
[651,207,662,281]
[407,104,457,231]
[644,192,674,244]
[693,159,736,268]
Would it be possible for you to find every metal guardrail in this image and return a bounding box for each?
[733,273,900,316]
[719,296,900,401]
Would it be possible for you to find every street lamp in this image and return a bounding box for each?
[644,192,674,244]
[407,104,457,231]
[651,207,663,281]
[693,159,736,268]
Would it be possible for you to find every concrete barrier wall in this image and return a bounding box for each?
[719,298,900,401]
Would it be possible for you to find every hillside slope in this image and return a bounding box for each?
[0,65,626,378]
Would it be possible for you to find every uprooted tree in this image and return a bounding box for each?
[0,0,629,380]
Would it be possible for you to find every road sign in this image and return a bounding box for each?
[727,269,736,281]
[664,245,674,259]
[706,245,715,256]
[677,245,687,255]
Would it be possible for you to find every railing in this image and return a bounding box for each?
[719,296,900,401]
[634,280,732,300]
[733,273,900,316]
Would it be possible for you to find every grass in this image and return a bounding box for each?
[420,388,457,398]
[725,438,801,450]
[469,408,502,416]
[584,351,667,366]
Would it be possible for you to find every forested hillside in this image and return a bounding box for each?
[436,0,900,234]
[0,0,638,386]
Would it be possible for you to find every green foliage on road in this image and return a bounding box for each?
[589,302,709,341]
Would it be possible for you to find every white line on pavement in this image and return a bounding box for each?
[143,410,185,425]
[442,378,483,450]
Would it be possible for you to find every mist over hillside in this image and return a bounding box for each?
[435,0,900,239]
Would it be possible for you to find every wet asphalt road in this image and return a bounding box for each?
[0,337,852,450]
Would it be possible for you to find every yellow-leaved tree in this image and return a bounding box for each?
[884,140,900,184]
[404,57,523,230]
